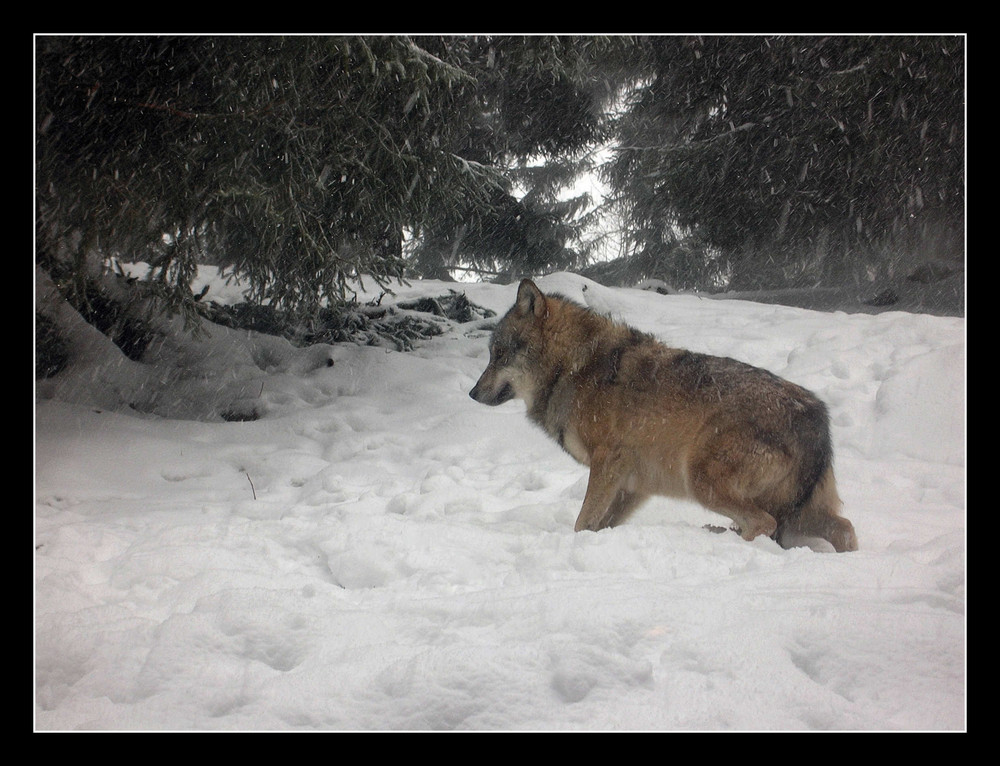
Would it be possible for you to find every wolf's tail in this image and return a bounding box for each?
[780,464,858,552]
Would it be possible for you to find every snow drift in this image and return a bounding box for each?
[34,270,965,731]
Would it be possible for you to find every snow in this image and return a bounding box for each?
[34,269,965,731]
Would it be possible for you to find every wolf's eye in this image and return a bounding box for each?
[493,335,526,364]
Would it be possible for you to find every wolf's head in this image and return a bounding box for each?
[469,279,548,407]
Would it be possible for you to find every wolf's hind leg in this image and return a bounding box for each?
[724,506,778,542]
[688,467,778,542]
[687,433,783,542]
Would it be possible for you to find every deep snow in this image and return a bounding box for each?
[34,269,965,731]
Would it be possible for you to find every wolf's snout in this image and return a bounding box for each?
[469,377,513,406]
[469,378,487,403]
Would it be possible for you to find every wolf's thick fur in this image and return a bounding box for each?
[470,280,857,552]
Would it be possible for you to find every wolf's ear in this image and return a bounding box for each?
[516,279,546,319]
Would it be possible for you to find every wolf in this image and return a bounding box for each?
[469,279,858,552]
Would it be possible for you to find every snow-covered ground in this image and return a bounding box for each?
[34,269,965,731]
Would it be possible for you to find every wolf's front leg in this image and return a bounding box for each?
[574,446,636,532]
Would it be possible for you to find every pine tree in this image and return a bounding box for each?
[603,35,965,291]
[407,35,630,280]
[36,35,505,317]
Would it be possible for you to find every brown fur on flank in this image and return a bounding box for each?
[469,279,857,552]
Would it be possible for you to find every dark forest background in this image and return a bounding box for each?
[36,35,965,345]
